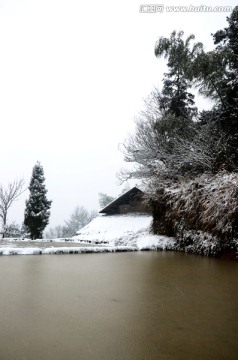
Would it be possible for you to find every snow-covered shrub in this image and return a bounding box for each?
[150,171,238,256]
[174,230,222,256]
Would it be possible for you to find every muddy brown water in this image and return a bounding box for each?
[0,252,237,360]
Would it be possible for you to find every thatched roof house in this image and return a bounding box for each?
[99,187,151,215]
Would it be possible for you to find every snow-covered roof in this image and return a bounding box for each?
[99,186,145,214]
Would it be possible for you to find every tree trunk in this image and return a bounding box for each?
[2,211,7,238]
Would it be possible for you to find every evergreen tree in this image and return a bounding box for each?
[190,7,238,168]
[212,6,238,165]
[155,31,200,119]
[24,162,52,239]
[213,6,238,109]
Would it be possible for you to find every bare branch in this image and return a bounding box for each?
[0,179,25,233]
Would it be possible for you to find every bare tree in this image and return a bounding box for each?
[98,193,115,208]
[0,179,25,237]
[44,206,98,239]
[65,206,97,237]
[118,86,229,186]
[44,225,69,239]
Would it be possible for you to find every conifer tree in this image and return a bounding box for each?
[212,6,238,165]
[155,31,200,119]
[24,162,52,239]
[191,6,238,167]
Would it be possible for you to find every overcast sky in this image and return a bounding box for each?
[0,0,235,229]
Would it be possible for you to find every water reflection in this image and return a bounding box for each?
[0,252,237,360]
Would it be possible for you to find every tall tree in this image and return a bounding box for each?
[154,31,200,119]
[121,10,238,184]
[212,6,238,165]
[0,179,25,238]
[191,7,238,167]
[24,162,52,239]
[193,6,238,109]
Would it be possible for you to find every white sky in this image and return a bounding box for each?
[0,0,235,228]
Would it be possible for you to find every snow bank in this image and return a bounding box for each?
[0,246,137,256]
[0,242,174,256]
[0,247,43,255]
[73,213,153,245]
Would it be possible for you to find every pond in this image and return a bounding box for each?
[0,252,237,360]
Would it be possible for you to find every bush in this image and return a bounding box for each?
[150,171,238,255]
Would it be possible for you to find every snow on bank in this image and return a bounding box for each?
[0,240,174,255]
[0,246,137,256]
[0,214,175,255]
[136,234,175,250]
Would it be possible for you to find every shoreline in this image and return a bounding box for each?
[0,242,237,260]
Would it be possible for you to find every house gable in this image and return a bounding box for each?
[99,187,150,215]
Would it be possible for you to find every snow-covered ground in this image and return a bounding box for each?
[73,213,175,250]
[0,214,175,255]
[74,213,152,244]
